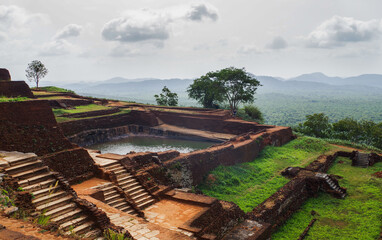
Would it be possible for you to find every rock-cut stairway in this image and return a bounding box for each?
[97,182,138,215]
[103,162,155,210]
[316,172,346,198]
[3,151,102,239]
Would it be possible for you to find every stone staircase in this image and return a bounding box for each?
[316,173,346,199]
[3,152,102,238]
[354,153,369,168]
[97,182,137,215]
[103,162,156,210]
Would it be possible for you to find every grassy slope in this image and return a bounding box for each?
[52,104,111,116]
[198,137,334,212]
[273,156,382,240]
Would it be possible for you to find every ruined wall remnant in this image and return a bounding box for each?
[59,110,159,137]
[0,81,34,98]
[0,69,34,97]
[0,68,11,81]
[151,110,272,135]
[0,100,96,183]
[147,128,294,188]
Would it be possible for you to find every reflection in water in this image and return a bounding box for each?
[88,136,214,154]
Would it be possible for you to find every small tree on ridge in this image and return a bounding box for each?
[26,60,48,89]
[154,86,178,106]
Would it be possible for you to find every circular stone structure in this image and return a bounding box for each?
[0,68,11,81]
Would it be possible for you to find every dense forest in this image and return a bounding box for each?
[43,72,382,127]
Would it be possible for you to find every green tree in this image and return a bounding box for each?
[25,60,48,89]
[154,86,178,106]
[188,67,261,113]
[297,113,331,138]
[244,105,264,123]
[187,76,223,108]
[332,118,361,142]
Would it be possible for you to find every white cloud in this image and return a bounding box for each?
[102,9,170,43]
[237,45,263,55]
[268,36,288,49]
[54,24,82,39]
[102,3,218,45]
[186,3,218,21]
[306,16,382,48]
[40,39,74,56]
[0,5,47,33]
[0,32,6,41]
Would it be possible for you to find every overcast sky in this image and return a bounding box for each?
[1,0,382,83]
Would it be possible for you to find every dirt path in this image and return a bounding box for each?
[0,215,70,240]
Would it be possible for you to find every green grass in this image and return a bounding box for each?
[273,157,382,240]
[0,96,28,102]
[32,86,75,94]
[55,109,131,122]
[198,137,333,212]
[52,104,111,116]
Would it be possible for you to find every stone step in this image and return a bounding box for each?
[18,172,54,187]
[123,184,141,193]
[103,162,120,168]
[101,185,116,194]
[83,229,102,239]
[108,198,125,207]
[117,175,133,182]
[12,166,49,180]
[135,195,152,205]
[113,201,129,209]
[32,185,61,198]
[45,203,77,218]
[132,192,150,202]
[119,205,133,212]
[5,160,42,174]
[119,178,137,187]
[23,179,57,192]
[106,165,125,171]
[68,221,95,235]
[51,208,83,224]
[114,169,127,175]
[137,198,155,209]
[36,195,73,212]
[129,188,146,197]
[105,194,121,203]
[104,189,118,197]
[33,191,68,206]
[60,215,89,231]
[8,155,38,167]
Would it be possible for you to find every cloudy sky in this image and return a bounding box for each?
[1,0,382,83]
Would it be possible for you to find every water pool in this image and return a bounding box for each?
[88,135,215,154]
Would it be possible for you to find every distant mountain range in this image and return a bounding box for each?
[35,72,382,104]
[287,72,382,89]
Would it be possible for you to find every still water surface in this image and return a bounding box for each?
[89,136,214,154]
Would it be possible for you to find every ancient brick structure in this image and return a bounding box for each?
[0,68,11,81]
[0,101,95,183]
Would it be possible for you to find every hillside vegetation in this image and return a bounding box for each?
[273,156,382,240]
[199,137,382,239]
[198,137,333,212]
[49,73,382,126]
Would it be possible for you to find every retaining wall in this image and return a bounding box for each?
[59,110,159,137]
[0,101,74,155]
[0,100,96,183]
[152,110,272,135]
[0,81,34,98]
[146,127,294,188]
